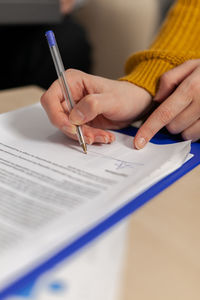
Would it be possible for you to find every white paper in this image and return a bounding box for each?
[0,103,191,292]
[7,221,128,300]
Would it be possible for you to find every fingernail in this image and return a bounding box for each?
[70,109,85,124]
[95,136,106,143]
[104,136,109,144]
[136,137,146,149]
[62,125,76,135]
[110,135,115,143]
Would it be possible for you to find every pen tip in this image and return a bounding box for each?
[82,143,87,154]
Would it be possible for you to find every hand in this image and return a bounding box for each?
[59,0,75,14]
[41,69,152,145]
[134,59,200,149]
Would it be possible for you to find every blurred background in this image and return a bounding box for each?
[0,0,174,90]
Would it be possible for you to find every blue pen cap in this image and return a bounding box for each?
[45,30,56,47]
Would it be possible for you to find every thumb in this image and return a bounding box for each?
[69,93,116,125]
[154,59,199,102]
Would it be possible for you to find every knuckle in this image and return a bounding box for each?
[160,72,173,88]
[188,79,199,92]
[85,96,98,113]
[66,68,83,78]
[156,107,173,125]
[184,78,200,95]
[65,69,79,82]
[65,68,76,75]
[173,84,193,105]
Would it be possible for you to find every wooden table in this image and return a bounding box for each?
[0,86,200,300]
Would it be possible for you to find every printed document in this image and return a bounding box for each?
[7,222,128,300]
[0,104,191,292]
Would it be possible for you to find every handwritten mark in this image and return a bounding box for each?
[115,160,142,170]
[89,150,144,170]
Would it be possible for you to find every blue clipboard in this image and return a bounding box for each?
[1,127,200,299]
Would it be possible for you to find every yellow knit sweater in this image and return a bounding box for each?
[121,0,200,96]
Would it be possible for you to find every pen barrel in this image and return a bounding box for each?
[76,125,85,145]
[50,44,75,112]
[49,44,65,76]
[46,30,86,152]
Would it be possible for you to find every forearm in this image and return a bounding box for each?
[121,0,200,96]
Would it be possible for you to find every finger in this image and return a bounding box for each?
[155,59,200,102]
[182,119,200,142]
[166,101,200,134]
[64,69,108,102]
[62,124,115,144]
[41,69,93,114]
[64,69,90,102]
[41,80,71,129]
[62,131,94,145]
[134,87,193,149]
[69,93,119,125]
[41,70,87,130]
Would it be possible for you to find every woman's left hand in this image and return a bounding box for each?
[134,59,200,149]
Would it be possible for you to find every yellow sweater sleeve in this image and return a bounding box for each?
[121,0,200,96]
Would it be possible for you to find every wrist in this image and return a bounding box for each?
[115,80,153,122]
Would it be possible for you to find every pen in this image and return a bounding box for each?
[45,30,87,154]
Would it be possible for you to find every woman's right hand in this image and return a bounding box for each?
[41,69,152,145]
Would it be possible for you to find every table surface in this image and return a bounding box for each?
[0,86,199,300]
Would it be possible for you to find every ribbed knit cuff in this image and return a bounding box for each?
[120,51,200,96]
[120,58,174,96]
[119,0,200,97]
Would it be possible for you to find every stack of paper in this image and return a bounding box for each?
[8,222,128,300]
[0,104,191,294]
